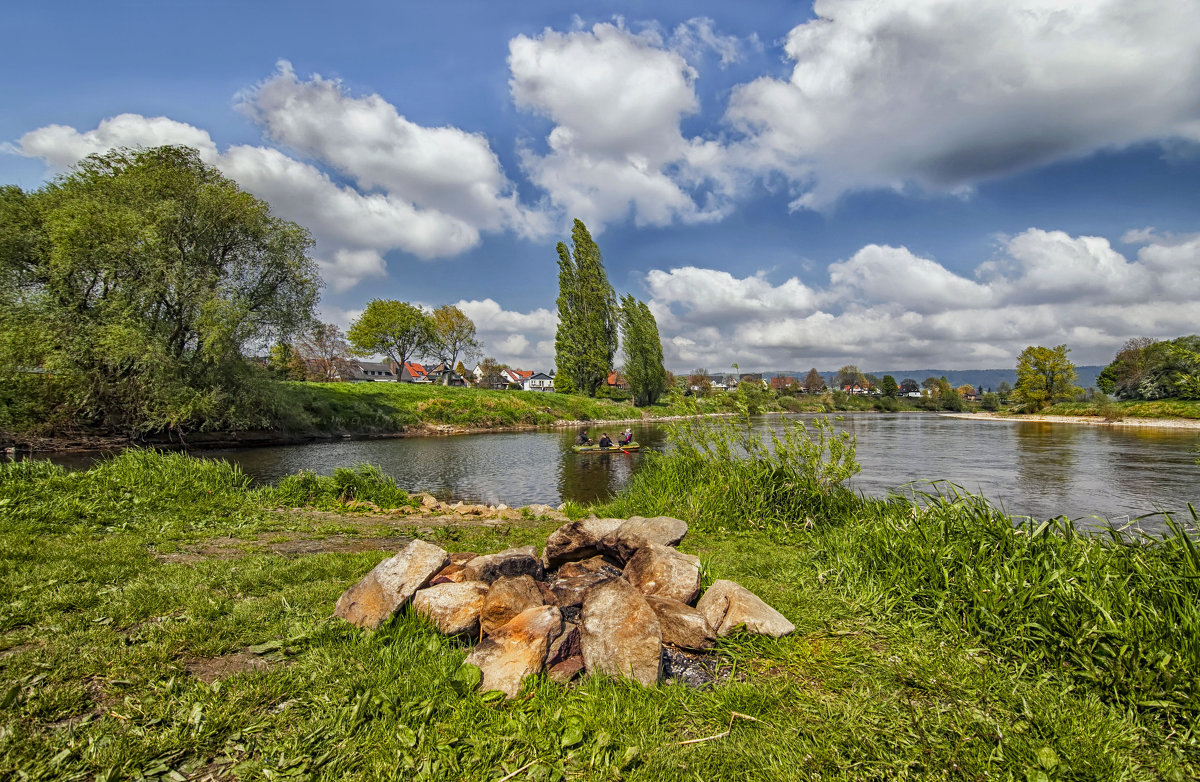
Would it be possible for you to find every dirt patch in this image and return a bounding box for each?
[185,650,284,683]
[153,534,419,563]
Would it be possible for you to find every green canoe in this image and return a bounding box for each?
[572,442,640,454]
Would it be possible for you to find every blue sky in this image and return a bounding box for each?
[4,0,1199,371]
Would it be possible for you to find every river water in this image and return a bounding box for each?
[186,413,1199,530]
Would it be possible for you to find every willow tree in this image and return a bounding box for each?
[0,145,319,434]
[554,219,616,396]
[618,295,667,406]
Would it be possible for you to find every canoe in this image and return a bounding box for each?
[572,442,640,454]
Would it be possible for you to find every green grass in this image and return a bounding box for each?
[2,447,1197,779]
[1040,399,1200,420]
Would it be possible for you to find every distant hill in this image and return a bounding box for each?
[763,366,1105,392]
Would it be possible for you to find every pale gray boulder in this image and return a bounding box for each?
[695,579,795,638]
[334,540,449,629]
[579,577,662,686]
[623,542,702,605]
[411,581,489,636]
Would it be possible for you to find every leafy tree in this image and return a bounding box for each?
[997,381,1012,401]
[921,376,942,394]
[837,365,864,389]
[266,342,305,380]
[554,219,616,396]
[347,300,433,372]
[802,368,825,393]
[617,295,667,406]
[477,357,505,389]
[980,392,1001,411]
[1014,344,1081,411]
[455,361,468,381]
[1097,336,1200,400]
[686,369,712,396]
[428,305,482,385]
[880,375,899,398]
[899,378,919,395]
[295,323,354,382]
[0,145,318,435]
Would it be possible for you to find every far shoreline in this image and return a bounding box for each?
[942,411,1200,430]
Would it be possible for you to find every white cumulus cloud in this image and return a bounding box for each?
[726,0,1200,208]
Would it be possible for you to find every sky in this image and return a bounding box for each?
[3,0,1200,372]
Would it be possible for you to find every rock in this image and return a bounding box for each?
[334,540,449,629]
[536,580,558,606]
[542,518,625,568]
[546,622,581,668]
[416,492,439,508]
[599,516,689,563]
[428,552,479,585]
[481,576,545,636]
[645,596,716,650]
[623,543,702,605]
[412,581,489,636]
[579,577,662,686]
[461,545,544,583]
[547,655,585,684]
[549,572,613,608]
[557,555,623,579]
[465,605,562,699]
[695,580,795,638]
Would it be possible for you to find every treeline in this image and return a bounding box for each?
[270,301,483,386]
[1097,335,1200,400]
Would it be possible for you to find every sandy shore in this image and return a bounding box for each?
[941,412,1200,430]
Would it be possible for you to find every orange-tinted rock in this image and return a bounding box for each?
[429,553,479,585]
[481,575,545,636]
[599,516,689,563]
[333,540,449,629]
[465,605,562,698]
[695,579,795,638]
[579,577,662,686]
[623,543,702,605]
[412,581,489,636]
[557,555,623,579]
[645,596,716,650]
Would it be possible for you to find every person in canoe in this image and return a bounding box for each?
[576,428,592,446]
[598,432,613,448]
[619,428,633,445]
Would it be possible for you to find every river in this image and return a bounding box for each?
[184,413,1199,531]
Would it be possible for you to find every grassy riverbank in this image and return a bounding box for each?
[1039,399,1200,420]
[2,439,1196,779]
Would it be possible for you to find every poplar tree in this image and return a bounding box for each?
[554,219,616,396]
[618,294,667,406]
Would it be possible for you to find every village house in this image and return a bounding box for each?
[399,362,430,383]
[341,360,399,382]
[523,372,555,392]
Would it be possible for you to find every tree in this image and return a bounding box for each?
[980,392,1001,411]
[997,381,1012,401]
[477,357,506,389]
[899,378,919,395]
[686,368,712,396]
[295,323,354,382]
[0,145,319,434]
[880,375,899,398]
[554,219,616,396]
[428,305,482,385]
[801,368,826,393]
[837,365,864,389]
[266,342,305,380]
[347,300,433,372]
[1014,345,1081,411]
[617,295,667,406]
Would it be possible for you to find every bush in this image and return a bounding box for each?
[267,464,418,510]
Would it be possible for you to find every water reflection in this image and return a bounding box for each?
[1013,422,1078,514]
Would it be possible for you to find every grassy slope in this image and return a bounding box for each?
[1040,399,1200,420]
[275,382,766,433]
[1,450,1196,780]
